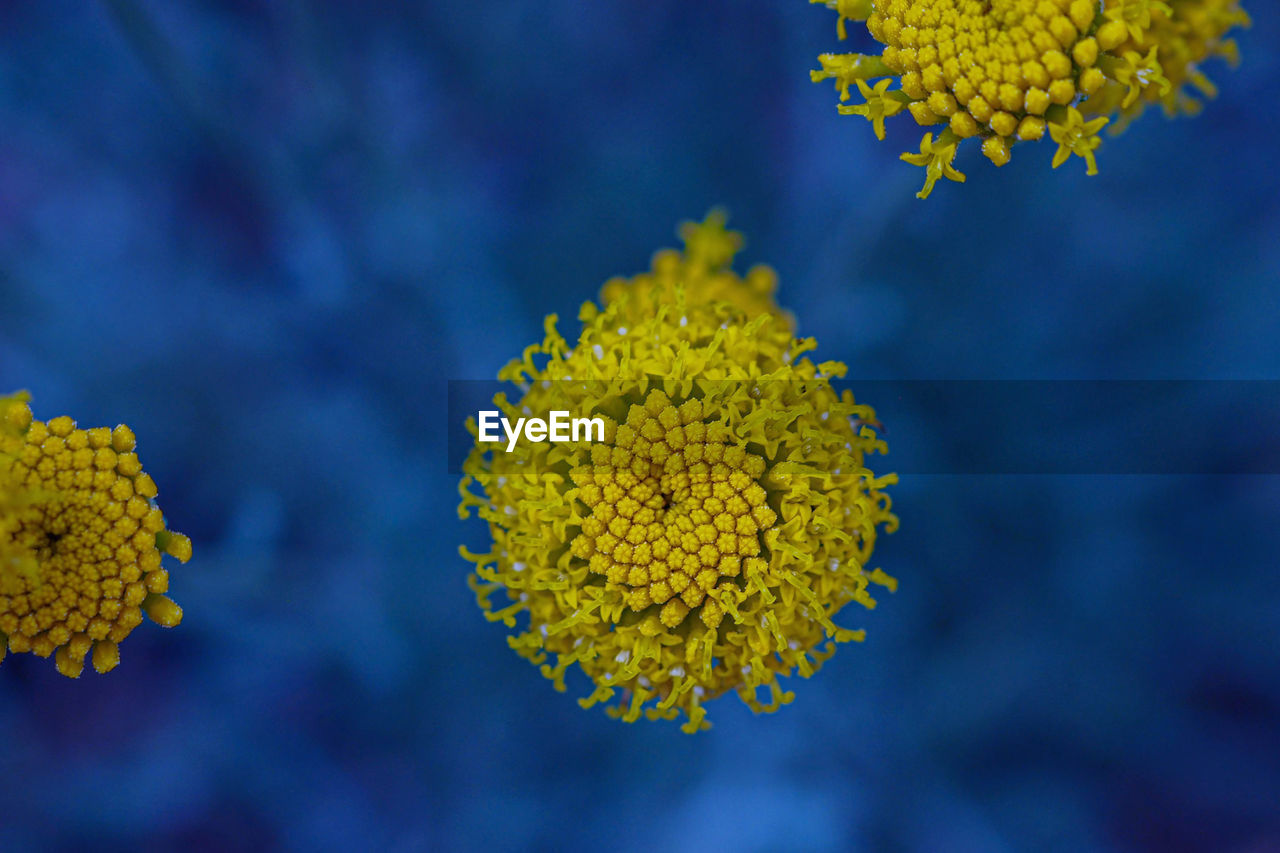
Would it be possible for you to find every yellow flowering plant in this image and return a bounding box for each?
[1,392,191,677]
[809,0,1250,197]
[458,216,898,732]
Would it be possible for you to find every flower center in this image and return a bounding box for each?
[871,0,1104,139]
[570,390,777,630]
[1,416,188,675]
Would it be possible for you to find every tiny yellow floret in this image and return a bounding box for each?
[1,393,192,677]
[808,0,1250,197]
[459,216,898,732]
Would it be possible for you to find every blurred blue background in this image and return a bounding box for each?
[1,2,1278,851]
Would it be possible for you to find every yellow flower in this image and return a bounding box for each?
[900,131,967,200]
[838,78,909,140]
[1109,46,1173,109]
[1049,107,1110,174]
[808,0,1250,197]
[0,394,191,678]
[459,216,898,732]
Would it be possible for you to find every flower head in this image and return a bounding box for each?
[459,216,898,732]
[0,394,191,677]
[808,0,1250,197]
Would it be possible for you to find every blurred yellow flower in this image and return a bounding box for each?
[809,0,1250,197]
[0,393,191,677]
[459,216,898,732]
[599,210,792,330]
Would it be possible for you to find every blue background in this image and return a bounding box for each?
[1,2,1278,851]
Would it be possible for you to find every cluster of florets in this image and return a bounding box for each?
[570,391,780,632]
[0,393,191,677]
[810,0,1250,197]
[459,216,897,731]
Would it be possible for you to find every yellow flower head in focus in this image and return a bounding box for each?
[809,0,1250,198]
[0,393,192,677]
[459,216,898,732]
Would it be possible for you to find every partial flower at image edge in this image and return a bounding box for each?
[1,392,192,677]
